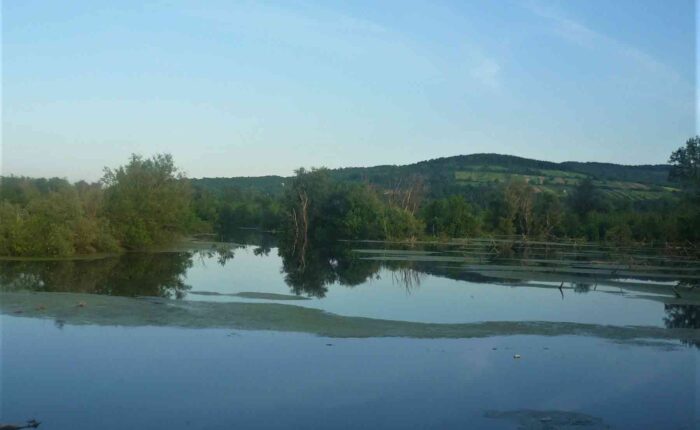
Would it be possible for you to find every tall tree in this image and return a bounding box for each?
[533,191,563,238]
[669,136,700,191]
[504,179,535,236]
[668,137,700,242]
[421,196,479,237]
[569,178,601,217]
[102,154,192,249]
[282,168,332,256]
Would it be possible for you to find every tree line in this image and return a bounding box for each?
[1,138,699,257]
[0,154,192,256]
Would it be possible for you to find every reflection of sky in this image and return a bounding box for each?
[2,316,697,430]
[185,247,669,327]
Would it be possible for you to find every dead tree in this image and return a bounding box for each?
[389,175,426,214]
[290,190,310,268]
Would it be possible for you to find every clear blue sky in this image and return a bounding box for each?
[2,0,696,181]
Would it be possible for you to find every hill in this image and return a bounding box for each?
[192,154,677,203]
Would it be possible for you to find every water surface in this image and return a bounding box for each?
[2,236,699,429]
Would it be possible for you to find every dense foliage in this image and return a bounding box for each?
[669,136,700,194]
[0,178,119,256]
[0,154,193,257]
[279,168,423,247]
[2,138,699,257]
[102,154,192,249]
[190,153,674,197]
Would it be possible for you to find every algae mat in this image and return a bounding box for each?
[2,291,698,344]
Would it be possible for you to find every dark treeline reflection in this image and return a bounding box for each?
[0,236,419,300]
[0,244,239,299]
[664,304,700,347]
[217,228,275,257]
[278,239,381,298]
[3,235,700,343]
[0,253,194,299]
[226,230,422,297]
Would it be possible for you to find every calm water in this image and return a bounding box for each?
[2,236,699,429]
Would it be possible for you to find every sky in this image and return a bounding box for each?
[2,0,697,181]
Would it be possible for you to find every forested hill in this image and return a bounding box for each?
[193,175,286,196]
[193,154,674,201]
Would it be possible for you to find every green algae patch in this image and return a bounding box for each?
[189,291,311,300]
[2,292,699,345]
[484,410,611,429]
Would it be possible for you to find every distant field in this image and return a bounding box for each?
[193,154,675,201]
[455,170,579,186]
[455,168,678,201]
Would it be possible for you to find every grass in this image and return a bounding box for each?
[454,167,677,201]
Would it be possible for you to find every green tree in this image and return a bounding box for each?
[102,154,192,249]
[281,168,333,253]
[0,201,24,255]
[533,191,563,238]
[569,178,604,217]
[669,136,700,189]
[0,187,119,257]
[322,184,387,240]
[668,137,700,242]
[382,205,424,239]
[504,179,535,236]
[421,196,479,238]
[487,189,516,236]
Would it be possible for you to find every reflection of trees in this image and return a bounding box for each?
[220,228,276,256]
[98,253,194,299]
[217,228,276,257]
[391,267,424,294]
[664,304,700,329]
[573,283,592,294]
[7,234,695,318]
[278,239,383,297]
[664,304,700,348]
[277,237,443,297]
[277,239,568,297]
[253,246,271,257]
[195,244,239,266]
[0,252,195,299]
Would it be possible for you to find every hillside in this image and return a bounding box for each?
[192,154,677,202]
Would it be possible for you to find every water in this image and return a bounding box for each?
[1,236,699,429]
[187,248,666,326]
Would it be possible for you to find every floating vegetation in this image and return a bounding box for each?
[3,292,700,345]
[484,410,611,429]
[189,291,311,300]
[351,239,700,287]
